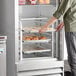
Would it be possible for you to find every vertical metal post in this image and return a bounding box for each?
[57,20,64,60]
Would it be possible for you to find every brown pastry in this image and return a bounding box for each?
[39,36,47,40]
[32,36,39,40]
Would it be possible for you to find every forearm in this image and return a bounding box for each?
[44,16,57,27]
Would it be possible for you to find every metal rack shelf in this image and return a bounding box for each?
[19,1,56,6]
[22,39,51,43]
[23,49,51,53]
[20,17,48,21]
[22,28,56,33]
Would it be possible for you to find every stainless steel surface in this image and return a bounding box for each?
[0,36,7,76]
[0,0,17,76]
[18,68,62,76]
[17,59,63,72]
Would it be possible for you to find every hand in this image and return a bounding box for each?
[56,22,64,31]
[39,25,48,33]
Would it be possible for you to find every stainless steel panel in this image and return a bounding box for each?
[18,68,62,76]
[17,59,63,71]
[0,38,6,76]
[43,74,61,76]
[0,50,6,76]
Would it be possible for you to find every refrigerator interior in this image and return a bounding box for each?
[16,0,64,76]
[18,0,62,60]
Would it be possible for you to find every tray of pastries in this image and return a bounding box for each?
[22,35,51,43]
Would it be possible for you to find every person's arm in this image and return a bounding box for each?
[39,16,57,33]
[39,0,72,33]
[42,16,57,28]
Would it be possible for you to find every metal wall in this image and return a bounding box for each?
[0,0,16,76]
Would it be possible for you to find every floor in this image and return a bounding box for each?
[64,60,71,76]
[64,60,71,71]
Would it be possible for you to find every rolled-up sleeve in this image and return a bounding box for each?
[53,0,72,19]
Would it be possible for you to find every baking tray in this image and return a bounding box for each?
[23,45,51,53]
[22,33,51,43]
[22,27,56,33]
[22,39,51,43]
